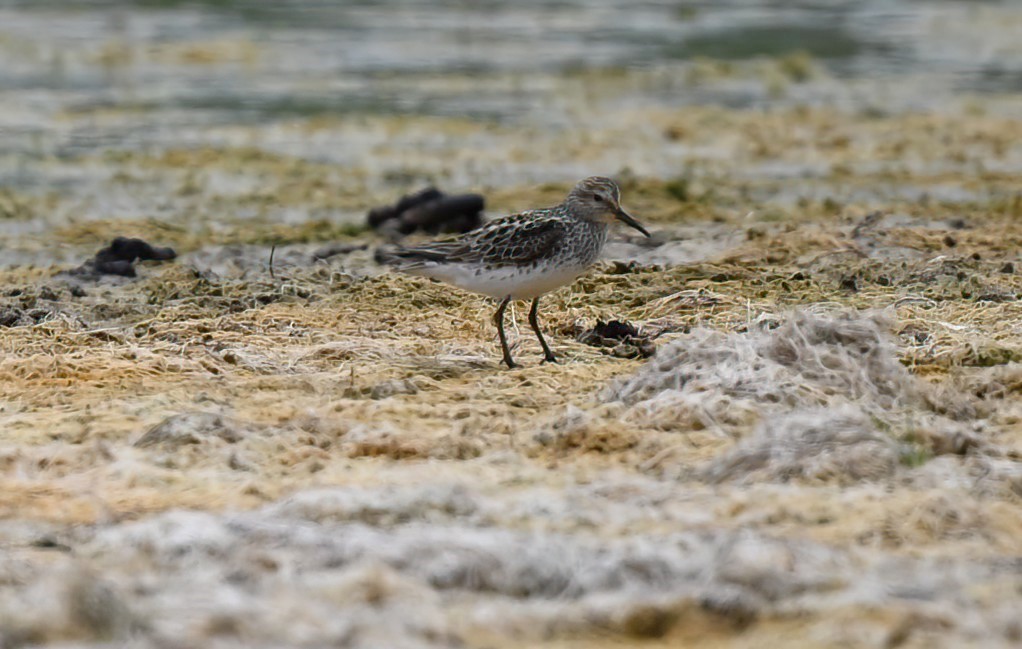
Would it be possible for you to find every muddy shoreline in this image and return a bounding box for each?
[2,162,1022,645]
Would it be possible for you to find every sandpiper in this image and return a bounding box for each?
[380,176,650,368]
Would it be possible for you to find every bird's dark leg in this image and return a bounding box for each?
[493,296,517,369]
[529,296,557,364]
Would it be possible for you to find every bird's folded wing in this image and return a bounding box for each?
[446,213,568,266]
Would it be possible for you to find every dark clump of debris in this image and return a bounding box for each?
[72,237,177,278]
[0,306,55,327]
[367,187,484,240]
[576,319,656,359]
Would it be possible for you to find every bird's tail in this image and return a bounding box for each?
[374,244,452,274]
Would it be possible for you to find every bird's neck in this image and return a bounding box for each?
[578,214,611,235]
[565,215,609,265]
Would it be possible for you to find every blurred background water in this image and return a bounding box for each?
[3,1,1022,145]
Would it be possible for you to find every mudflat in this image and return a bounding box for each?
[2,2,1021,648]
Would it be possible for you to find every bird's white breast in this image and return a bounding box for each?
[422,261,589,300]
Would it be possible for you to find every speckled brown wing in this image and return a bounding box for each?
[444,210,568,266]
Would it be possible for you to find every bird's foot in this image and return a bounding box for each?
[541,352,558,364]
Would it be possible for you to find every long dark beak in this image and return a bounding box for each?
[614,206,651,238]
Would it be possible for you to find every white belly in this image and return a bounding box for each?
[422,262,589,300]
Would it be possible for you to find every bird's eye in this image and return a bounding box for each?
[593,194,603,202]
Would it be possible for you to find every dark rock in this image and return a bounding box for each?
[593,320,639,340]
[0,305,55,327]
[577,319,656,359]
[101,237,176,263]
[95,260,137,277]
[367,187,443,230]
[368,187,484,239]
[71,237,177,279]
[366,206,396,230]
[393,187,444,218]
[398,195,485,235]
[0,307,23,327]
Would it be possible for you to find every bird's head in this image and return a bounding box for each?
[565,176,650,237]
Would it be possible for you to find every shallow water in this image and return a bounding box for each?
[3,0,1022,161]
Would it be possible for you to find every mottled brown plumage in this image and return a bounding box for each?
[382,176,649,368]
